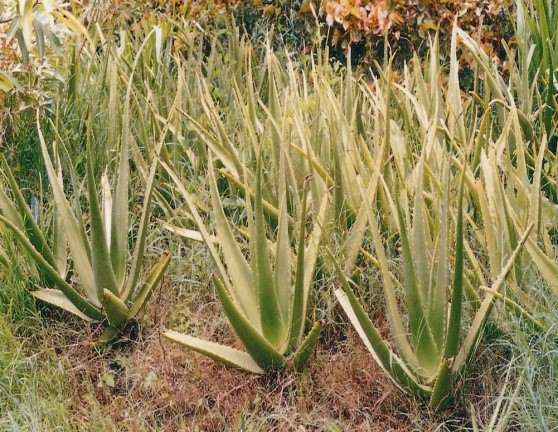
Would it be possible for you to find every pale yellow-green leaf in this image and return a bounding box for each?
[51,8,94,50]
[101,173,112,252]
[19,0,33,50]
[162,223,204,242]
[102,289,129,329]
[31,288,94,322]
[163,331,264,374]
[37,117,99,306]
[454,223,533,372]
[358,177,419,371]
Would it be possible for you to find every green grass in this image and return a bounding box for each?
[0,311,73,431]
[507,305,558,431]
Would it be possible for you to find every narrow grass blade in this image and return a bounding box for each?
[480,287,545,332]
[217,169,282,229]
[520,235,558,295]
[163,331,264,374]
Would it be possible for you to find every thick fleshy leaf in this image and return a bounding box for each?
[429,167,450,351]
[287,187,308,352]
[111,63,128,288]
[443,169,465,359]
[274,194,292,337]
[19,0,33,48]
[101,173,112,251]
[163,331,264,374]
[447,26,466,144]
[162,223,203,242]
[453,223,533,372]
[0,71,22,92]
[411,160,430,310]
[102,289,129,329]
[359,178,419,371]
[213,276,285,371]
[253,155,284,348]
[52,147,68,278]
[430,358,452,410]
[128,253,171,318]
[334,284,430,398]
[32,17,44,60]
[0,215,103,321]
[31,288,93,322]
[161,162,245,315]
[86,140,119,297]
[207,162,259,326]
[51,7,94,50]
[290,320,322,372]
[37,118,99,305]
[300,188,330,327]
[122,155,159,300]
[0,156,56,271]
[392,187,438,376]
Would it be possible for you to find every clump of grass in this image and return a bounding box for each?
[0,315,74,431]
[506,304,558,431]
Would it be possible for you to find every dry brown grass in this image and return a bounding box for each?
[39,284,497,432]
[21,242,510,432]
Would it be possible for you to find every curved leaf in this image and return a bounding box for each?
[32,288,93,321]
[213,276,285,371]
[163,331,264,374]
[0,215,103,321]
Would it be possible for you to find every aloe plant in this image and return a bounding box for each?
[0,114,170,343]
[163,153,328,373]
[331,157,532,409]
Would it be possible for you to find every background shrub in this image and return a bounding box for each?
[135,0,516,67]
